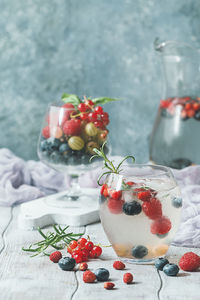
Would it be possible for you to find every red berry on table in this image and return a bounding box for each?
[179,252,200,271]
[109,190,122,200]
[151,216,171,235]
[85,241,94,251]
[77,237,87,247]
[73,253,83,263]
[69,240,78,249]
[83,270,96,283]
[104,282,115,290]
[79,262,88,271]
[89,246,102,258]
[107,198,124,214]
[94,106,103,114]
[49,251,62,263]
[67,247,72,254]
[42,126,50,139]
[63,119,81,136]
[113,260,125,270]
[137,190,152,202]
[78,103,87,112]
[123,272,133,284]
[142,198,162,220]
[81,250,89,262]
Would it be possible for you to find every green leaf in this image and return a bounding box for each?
[92,97,120,106]
[62,93,81,107]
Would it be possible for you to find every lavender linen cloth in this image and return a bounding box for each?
[0,147,200,247]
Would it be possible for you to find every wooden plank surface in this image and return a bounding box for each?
[0,206,200,300]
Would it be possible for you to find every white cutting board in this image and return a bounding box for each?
[18,188,100,230]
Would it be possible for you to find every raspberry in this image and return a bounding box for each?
[123,272,133,284]
[109,190,122,200]
[107,198,124,214]
[79,262,88,271]
[179,252,200,271]
[151,216,171,235]
[104,282,115,290]
[63,119,81,136]
[113,261,125,270]
[49,251,62,263]
[137,190,152,202]
[42,126,50,139]
[62,103,75,120]
[83,270,96,283]
[142,198,162,220]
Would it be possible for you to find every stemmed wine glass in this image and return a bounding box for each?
[37,96,111,206]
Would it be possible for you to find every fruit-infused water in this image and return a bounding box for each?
[99,165,182,263]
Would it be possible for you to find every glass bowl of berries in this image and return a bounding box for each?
[92,145,182,263]
[38,94,117,202]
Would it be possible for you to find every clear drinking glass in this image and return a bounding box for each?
[38,102,110,203]
[99,164,182,263]
[150,38,200,169]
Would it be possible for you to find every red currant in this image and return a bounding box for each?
[94,120,104,128]
[103,118,110,126]
[69,240,78,249]
[81,249,89,262]
[94,106,103,114]
[85,99,94,107]
[101,112,109,121]
[67,247,72,254]
[73,253,83,263]
[85,241,94,251]
[126,181,135,186]
[80,113,88,121]
[88,112,98,122]
[78,103,87,112]
[90,246,102,258]
[78,238,87,247]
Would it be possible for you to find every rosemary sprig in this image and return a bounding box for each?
[22,225,84,257]
[90,142,135,185]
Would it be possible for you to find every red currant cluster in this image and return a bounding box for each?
[160,96,200,120]
[78,99,110,129]
[67,237,102,263]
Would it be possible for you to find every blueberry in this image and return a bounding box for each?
[155,258,169,270]
[68,155,78,165]
[47,137,61,151]
[132,245,148,258]
[194,110,200,121]
[40,140,48,151]
[163,263,179,276]
[58,257,76,271]
[81,154,90,164]
[94,268,109,282]
[156,233,168,239]
[50,151,62,163]
[172,197,182,208]
[122,201,142,215]
[59,143,69,153]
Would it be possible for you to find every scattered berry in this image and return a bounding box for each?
[113,260,125,270]
[85,241,94,251]
[83,270,96,283]
[72,253,84,263]
[151,216,171,235]
[94,268,110,281]
[49,251,62,263]
[109,190,122,200]
[108,198,124,214]
[58,257,76,271]
[163,263,179,276]
[155,258,169,271]
[104,282,115,290]
[77,238,87,247]
[123,272,133,284]
[122,201,142,216]
[137,190,152,202]
[69,240,78,249]
[172,197,182,208]
[142,198,162,220]
[132,245,148,258]
[79,262,88,271]
[179,252,200,271]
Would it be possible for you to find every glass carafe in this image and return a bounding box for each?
[150,39,200,169]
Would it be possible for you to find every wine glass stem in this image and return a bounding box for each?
[69,175,81,195]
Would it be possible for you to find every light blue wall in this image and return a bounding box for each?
[0,0,199,162]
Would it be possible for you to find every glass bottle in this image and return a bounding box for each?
[150,39,200,169]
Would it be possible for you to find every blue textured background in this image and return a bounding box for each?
[0,0,199,162]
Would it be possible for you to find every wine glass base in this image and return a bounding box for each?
[18,188,100,229]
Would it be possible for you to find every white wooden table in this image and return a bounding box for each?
[0,206,200,300]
